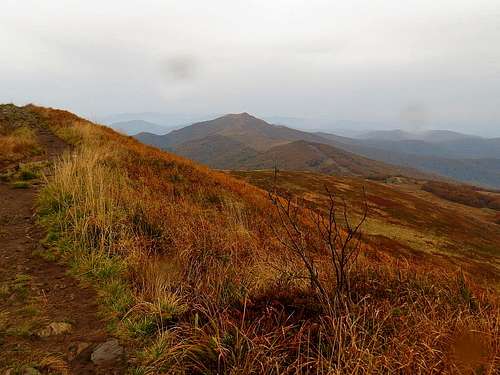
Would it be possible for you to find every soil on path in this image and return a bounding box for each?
[0,128,125,374]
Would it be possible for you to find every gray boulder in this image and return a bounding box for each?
[91,339,124,365]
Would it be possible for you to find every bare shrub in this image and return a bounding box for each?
[268,170,367,308]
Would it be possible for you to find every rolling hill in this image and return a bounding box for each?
[358,129,481,143]
[235,140,431,179]
[316,136,500,188]
[230,169,500,284]
[135,113,433,180]
[110,119,171,135]
[135,113,500,187]
[348,136,500,159]
[136,112,329,151]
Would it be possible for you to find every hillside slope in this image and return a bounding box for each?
[358,129,481,143]
[3,104,497,373]
[0,105,125,373]
[137,114,433,180]
[237,140,431,179]
[136,112,329,151]
[318,132,500,188]
[173,133,260,169]
[136,113,500,187]
[230,169,500,284]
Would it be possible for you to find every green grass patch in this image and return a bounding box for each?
[125,316,158,338]
[102,279,134,316]
[5,320,39,338]
[0,283,10,298]
[12,181,30,189]
[19,305,40,318]
[38,208,135,333]
[12,274,31,301]
[19,169,39,181]
[0,170,15,182]
[32,247,58,262]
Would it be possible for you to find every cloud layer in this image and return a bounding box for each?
[1,0,499,134]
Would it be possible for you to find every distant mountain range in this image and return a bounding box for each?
[135,113,431,181]
[110,120,172,135]
[133,113,500,188]
[97,112,222,136]
[346,131,500,159]
[357,129,482,143]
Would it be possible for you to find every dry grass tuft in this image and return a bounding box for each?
[0,127,40,164]
[0,104,44,165]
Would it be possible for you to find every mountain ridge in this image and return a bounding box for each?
[358,129,483,143]
[136,113,433,180]
[134,113,500,187]
[111,119,172,135]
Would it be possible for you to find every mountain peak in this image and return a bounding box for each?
[223,112,256,120]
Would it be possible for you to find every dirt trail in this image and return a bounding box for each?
[0,129,125,374]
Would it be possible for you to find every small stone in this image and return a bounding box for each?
[91,339,124,365]
[36,322,72,337]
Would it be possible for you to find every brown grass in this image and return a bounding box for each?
[231,170,500,286]
[0,127,40,164]
[422,181,500,210]
[24,104,500,374]
[0,104,43,166]
[494,213,500,225]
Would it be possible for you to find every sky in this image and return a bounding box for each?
[1,0,500,135]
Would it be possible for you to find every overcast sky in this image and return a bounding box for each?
[1,0,499,135]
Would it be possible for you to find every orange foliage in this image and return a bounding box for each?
[0,104,40,165]
[494,213,500,225]
[422,181,500,210]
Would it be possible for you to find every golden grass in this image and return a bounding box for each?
[26,105,500,374]
[232,169,500,288]
[0,127,40,164]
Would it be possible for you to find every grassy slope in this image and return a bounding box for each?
[230,170,500,288]
[0,104,43,168]
[173,134,260,169]
[17,105,499,374]
[235,140,431,179]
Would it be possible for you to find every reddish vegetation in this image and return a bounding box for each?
[0,118,124,372]
[0,105,42,168]
[1,104,499,373]
[230,170,500,286]
[494,213,500,225]
[422,181,500,210]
